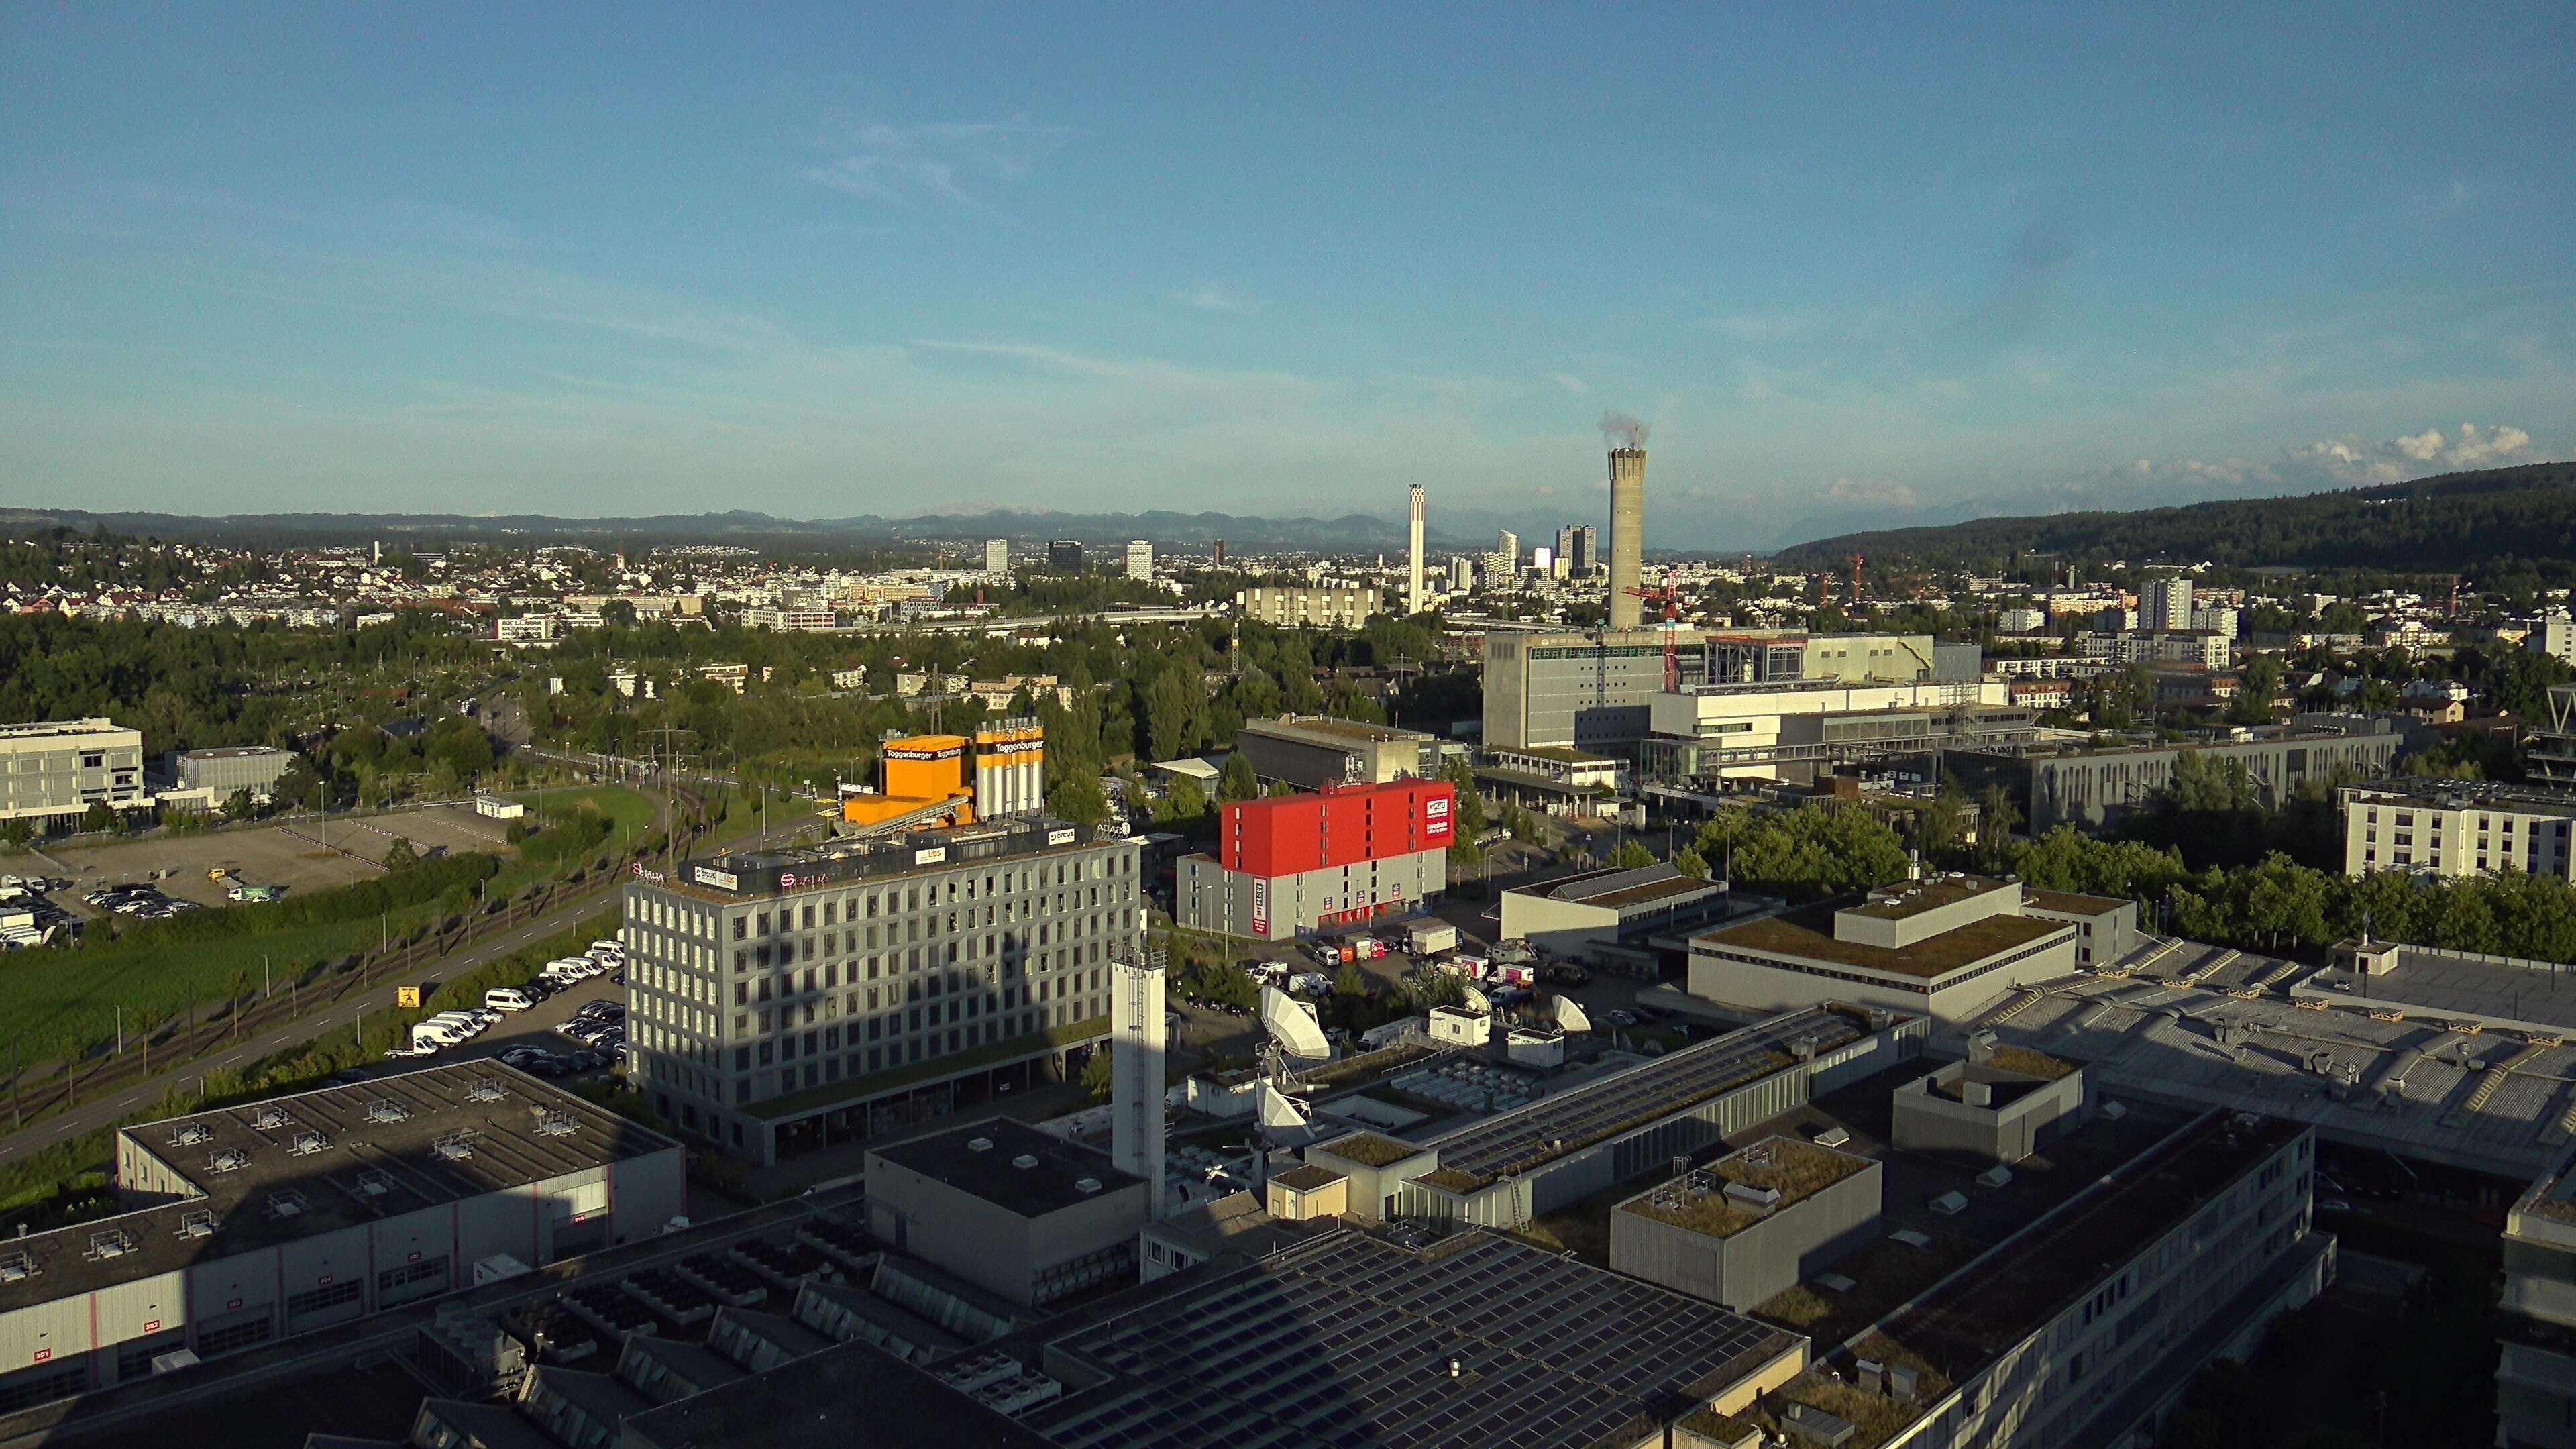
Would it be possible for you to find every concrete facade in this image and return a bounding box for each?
[1232,715,1439,790]
[1609,1138,1883,1312]
[1499,864,1730,964]
[2019,889,2137,967]
[0,718,148,827]
[1690,877,2078,1024]
[2500,1150,2576,1449]
[1235,584,1373,630]
[621,820,1146,1165]
[0,1065,681,1416]
[165,745,296,799]
[1891,1054,2093,1163]
[1944,716,2406,833]
[861,1119,1148,1309]
[1481,630,1686,753]
[1174,845,1446,941]
[2341,780,2576,880]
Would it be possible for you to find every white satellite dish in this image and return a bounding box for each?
[1256,1081,1312,1133]
[1553,995,1591,1033]
[1460,983,1492,1016]
[1261,986,1332,1061]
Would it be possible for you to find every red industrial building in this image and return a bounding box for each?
[1179,778,1455,940]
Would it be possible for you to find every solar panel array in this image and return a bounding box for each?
[1034,1231,1790,1449]
[1430,1006,1864,1181]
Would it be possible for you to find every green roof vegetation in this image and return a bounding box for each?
[1320,1132,1420,1167]
[1843,876,2006,920]
[1707,904,2067,979]
[1988,1045,2077,1079]
[1413,1166,1491,1194]
[1620,1137,1868,1238]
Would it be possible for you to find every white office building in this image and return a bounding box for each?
[0,718,148,828]
[1124,539,1154,582]
[984,539,1010,576]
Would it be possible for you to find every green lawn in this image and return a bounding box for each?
[519,783,659,839]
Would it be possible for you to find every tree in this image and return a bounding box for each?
[1673,845,1709,879]
[1046,773,1111,827]
[1606,839,1657,869]
[1152,777,1209,829]
[1080,1046,1114,1104]
[1974,784,2021,873]
[1218,751,1259,803]
[382,836,421,871]
[81,802,117,835]
[1333,962,1369,998]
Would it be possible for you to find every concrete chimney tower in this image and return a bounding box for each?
[1406,484,1428,616]
[1110,956,1168,1217]
[1607,447,1647,629]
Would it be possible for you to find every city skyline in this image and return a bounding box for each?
[5,5,2571,549]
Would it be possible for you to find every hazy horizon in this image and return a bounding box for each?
[6,5,2571,549]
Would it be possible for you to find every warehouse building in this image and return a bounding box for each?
[1640,678,2029,788]
[0,718,148,828]
[861,1119,1149,1309]
[620,1226,1808,1449]
[1173,777,1453,940]
[621,818,1146,1165]
[1943,714,2406,832]
[0,1063,682,1415]
[1229,714,1439,791]
[1690,875,2079,1024]
[1498,863,1734,973]
[1609,1135,1881,1313]
[162,745,297,801]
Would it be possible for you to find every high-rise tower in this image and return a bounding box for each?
[1110,957,1167,1217]
[1406,484,1427,616]
[1607,448,1647,629]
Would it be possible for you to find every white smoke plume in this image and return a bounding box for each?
[1599,409,1650,449]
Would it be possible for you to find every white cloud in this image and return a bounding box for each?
[2447,421,2533,465]
[806,119,1073,209]
[1174,282,1266,316]
[2390,427,2445,461]
[2289,421,2536,484]
[1546,372,1588,394]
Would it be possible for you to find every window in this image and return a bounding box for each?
[286,1279,362,1318]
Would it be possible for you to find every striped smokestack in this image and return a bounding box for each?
[1406,484,1427,616]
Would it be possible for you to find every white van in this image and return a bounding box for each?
[409,1022,462,1050]
[484,987,537,1012]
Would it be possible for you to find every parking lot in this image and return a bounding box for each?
[355,952,629,1088]
[41,803,513,912]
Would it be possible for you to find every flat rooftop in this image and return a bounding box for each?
[1983,970,2573,1179]
[0,1064,674,1315]
[1027,1228,1802,1449]
[178,745,290,759]
[623,1338,1055,1449]
[1429,1005,1878,1183]
[1874,1112,2304,1375]
[1242,714,1432,745]
[2344,778,2576,814]
[867,1118,1142,1219]
[1703,904,2068,980]
[1499,745,1617,765]
[2021,888,2131,918]
[1843,877,2010,922]
[0,718,131,742]
[1620,1136,1871,1239]
[664,814,1108,900]
[2299,947,2576,1032]
[1513,863,1716,910]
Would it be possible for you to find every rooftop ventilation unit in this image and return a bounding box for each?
[205,1147,251,1175]
[175,1209,217,1240]
[250,1105,290,1131]
[83,1228,136,1262]
[966,1137,995,1152]
[0,1251,34,1283]
[1074,1177,1102,1194]
[352,1169,393,1200]
[533,1112,579,1138]
[289,1130,331,1157]
[467,1078,507,1104]
[171,1123,215,1148]
[1010,1154,1040,1170]
[266,1189,309,1219]
[364,1099,410,1124]
[432,1132,476,1161]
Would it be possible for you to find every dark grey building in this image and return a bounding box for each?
[620,818,1146,1165]
[863,1118,1148,1308]
[1044,540,1085,572]
[1230,714,1438,790]
[1944,714,2406,832]
[166,745,296,799]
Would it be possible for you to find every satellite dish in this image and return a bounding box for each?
[1553,995,1591,1033]
[1460,983,1492,1015]
[1261,986,1332,1062]
[1256,1082,1311,1132]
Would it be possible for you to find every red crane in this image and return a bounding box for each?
[1623,569,1688,692]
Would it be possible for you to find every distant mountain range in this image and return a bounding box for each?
[1768,460,2576,574]
[0,502,1599,558]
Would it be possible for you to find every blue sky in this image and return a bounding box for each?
[4,4,2571,549]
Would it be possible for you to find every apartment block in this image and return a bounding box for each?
[2341,780,2576,879]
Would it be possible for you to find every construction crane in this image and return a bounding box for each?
[1622,569,1688,692]
[1849,551,1865,608]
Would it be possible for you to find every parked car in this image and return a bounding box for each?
[486,987,538,1012]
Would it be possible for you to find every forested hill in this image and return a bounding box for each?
[1770,460,2576,572]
